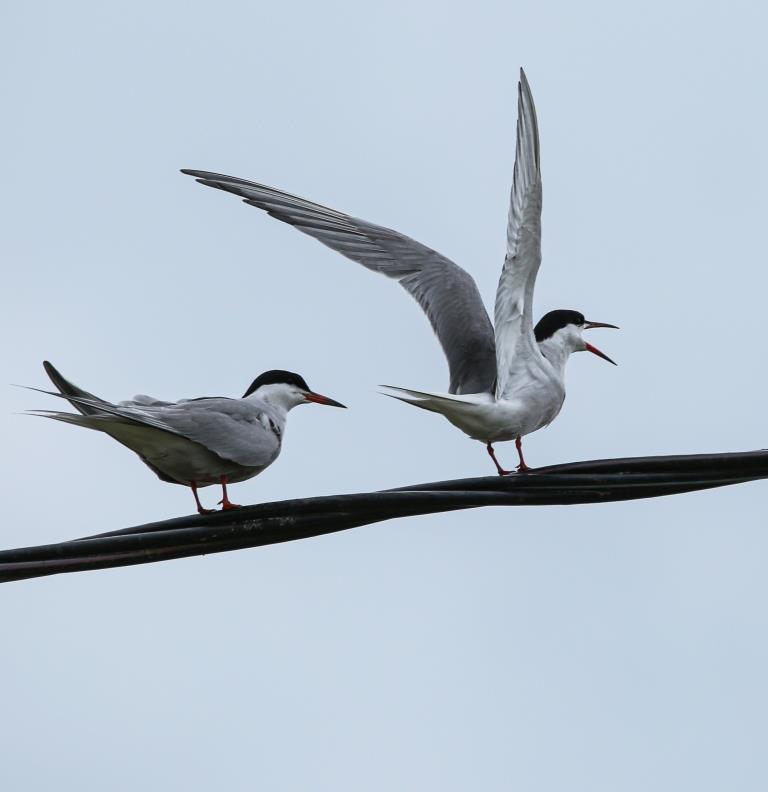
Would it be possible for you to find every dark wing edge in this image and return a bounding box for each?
[43,361,112,416]
[181,170,496,394]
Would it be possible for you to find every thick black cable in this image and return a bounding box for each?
[1,450,765,583]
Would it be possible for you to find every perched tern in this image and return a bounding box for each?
[29,362,345,512]
[182,69,617,474]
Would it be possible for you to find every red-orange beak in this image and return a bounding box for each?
[583,320,618,365]
[584,343,617,365]
[304,391,347,408]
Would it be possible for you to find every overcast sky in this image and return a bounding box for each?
[2,1,768,790]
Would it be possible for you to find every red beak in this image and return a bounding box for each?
[304,391,347,408]
[584,343,617,365]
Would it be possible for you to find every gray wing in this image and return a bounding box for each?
[44,362,173,412]
[39,363,193,483]
[137,398,281,468]
[33,390,280,469]
[181,169,496,395]
[120,394,176,408]
[493,69,546,399]
[43,360,111,416]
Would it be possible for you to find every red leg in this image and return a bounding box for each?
[487,443,513,476]
[191,483,215,515]
[515,437,530,472]
[218,475,241,510]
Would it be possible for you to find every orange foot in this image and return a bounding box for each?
[218,500,242,510]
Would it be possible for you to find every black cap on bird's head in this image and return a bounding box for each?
[243,370,346,407]
[243,370,310,397]
[534,310,586,342]
[534,310,619,365]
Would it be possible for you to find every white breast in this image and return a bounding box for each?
[441,367,566,443]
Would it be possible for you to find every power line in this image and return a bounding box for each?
[2,450,766,583]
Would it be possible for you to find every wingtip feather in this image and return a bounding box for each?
[180,168,210,178]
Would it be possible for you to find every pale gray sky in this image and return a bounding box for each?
[2,1,768,789]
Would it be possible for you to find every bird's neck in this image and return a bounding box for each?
[248,384,303,415]
[537,338,571,379]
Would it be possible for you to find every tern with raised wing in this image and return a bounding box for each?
[30,362,345,512]
[182,69,617,474]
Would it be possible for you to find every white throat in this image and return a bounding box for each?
[537,325,583,378]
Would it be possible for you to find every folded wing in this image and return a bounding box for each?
[43,360,111,416]
[36,385,279,469]
[135,398,281,468]
[182,170,496,395]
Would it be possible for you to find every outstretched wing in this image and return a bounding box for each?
[182,169,496,395]
[493,69,546,398]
